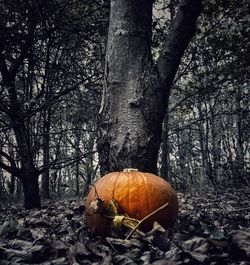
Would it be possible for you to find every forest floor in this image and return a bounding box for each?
[0,188,250,265]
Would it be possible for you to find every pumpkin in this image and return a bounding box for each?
[85,169,178,236]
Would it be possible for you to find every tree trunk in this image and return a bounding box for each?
[0,161,2,198]
[197,97,209,183]
[22,168,41,209]
[4,81,42,208]
[234,87,247,185]
[98,0,202,175]
[8,145,15,196]
[57,168,62,197]
[160,118,171,181]
[41,109,51,199]
[209,99,222,183]
[0,10,41,208]
[176,125,189,188]
[82,127,97,195]
[75,132,80,196]
[16,178,22,199]
[0,143,2,197]
[98,0,164,174]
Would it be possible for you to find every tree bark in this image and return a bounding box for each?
[98,0,164,174]
[57,169,62,197]
[75,129,81,196]
[160,118,171,181]
[8,145,15,196]
[235,87,246,184]
[0,172,2,197]
[209,99,222,183]
[0,80,42,208]
[41,109,51,199]
[0,144,3,197]
[197,97,215,184]
[9,86,42,207]
[98,0,202,175]
[22,168,41,209]
[0,3,42,208]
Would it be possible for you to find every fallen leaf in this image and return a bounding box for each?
[0,217,18,237]
[229,230,250,260]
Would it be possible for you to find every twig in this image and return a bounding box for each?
[125,202,168,240]
[226,207,250,215]
[106,238,118,252]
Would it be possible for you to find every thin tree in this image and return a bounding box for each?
[0,0,107,208]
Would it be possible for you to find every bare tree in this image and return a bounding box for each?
[0,0,107,208]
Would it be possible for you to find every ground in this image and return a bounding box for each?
[0,188,249,264]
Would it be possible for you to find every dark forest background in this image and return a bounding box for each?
[0,0,249,203]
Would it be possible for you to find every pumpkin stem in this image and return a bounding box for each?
[123,168,139,172]
[125,202,169,240]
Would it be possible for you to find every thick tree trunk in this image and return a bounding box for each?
[98,0,164,174]
[0,10,41,208]
[98,0,202,175]
[2,81,42,208]
[22,168,41,209]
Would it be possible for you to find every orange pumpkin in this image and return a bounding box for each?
[85,169,178,236]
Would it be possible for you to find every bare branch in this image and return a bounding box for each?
[157,0,202,92]
[0,150,22,178]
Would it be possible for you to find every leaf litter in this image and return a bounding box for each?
[0,188,249,264]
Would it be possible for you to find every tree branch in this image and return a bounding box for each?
[9,7,38,77]
[157,0,202,93]
[0,150,22,178]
